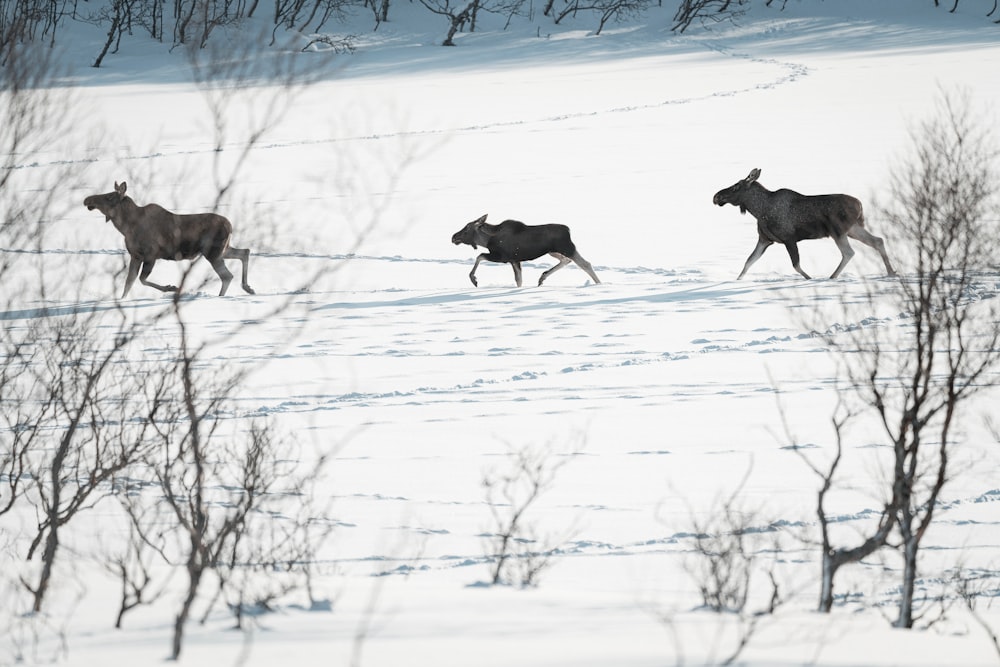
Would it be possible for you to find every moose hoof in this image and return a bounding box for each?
[469,276,478,287]
[243,284,256,295]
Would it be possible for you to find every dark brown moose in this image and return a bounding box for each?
[451,214,601,287]
[713,168,896,280]
[84,181,255,297]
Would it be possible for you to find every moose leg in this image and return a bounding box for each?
[122,256,142,297]
[785,242,812,279]
[138,260,177,293]
[737,238,772,280]
[210,257,234,296]
[224,246,255,294]
[847,226,897,277]
[570,251,601,285]
[538,253,571,286]
[469,253,488,287]
[469,252,513,287]
[829,235,856,279]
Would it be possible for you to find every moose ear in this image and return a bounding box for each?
[745,168,761,184]
[474,214,488,224]
[115,181,127,195]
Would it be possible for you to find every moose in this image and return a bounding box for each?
[451,215,601,287]
[713,168,896,280]
[84,181,255,297]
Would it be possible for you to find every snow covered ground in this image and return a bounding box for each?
[4,1,1000,665]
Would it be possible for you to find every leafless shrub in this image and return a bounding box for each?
[18,312,157,613]
[141,351,310,659]
[953,568,1000,660]
[481,443,576,587]
[685,495,781,609]
[125,297,336,659]
[102,477,176,630]
[199,429,335,632]
[301,32,357,52]
[1,582,80,664]
[674,472,784,666]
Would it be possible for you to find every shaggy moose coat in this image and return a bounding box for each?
[84,181,254,297]
[713,168,897,280]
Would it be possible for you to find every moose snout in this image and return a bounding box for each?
[712,193,725,206]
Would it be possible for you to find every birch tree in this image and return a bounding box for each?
[799,88,1000,624]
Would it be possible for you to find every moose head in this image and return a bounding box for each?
[84,181,129,222]
[712,168,761,214]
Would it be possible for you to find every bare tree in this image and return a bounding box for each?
[418,0,479,45]
[0,0,75,54]
[365,0,391,28]
[418,0,532,43]
[802,88,1000,628]
[878,89,1000,628]
[125,303,335,658]
[149,395,293,658]
[671,0,748,33]
[272,0,350,43]
[83,0,158,67]
[552,0,650,34]
[784,397,896,612]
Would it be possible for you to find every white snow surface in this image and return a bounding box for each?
[4,1,1000,665]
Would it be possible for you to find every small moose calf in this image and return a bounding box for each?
[451,214,601,287]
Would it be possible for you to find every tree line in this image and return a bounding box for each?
[2,0,996,68]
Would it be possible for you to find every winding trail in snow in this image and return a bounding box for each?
[5,36,809,171]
